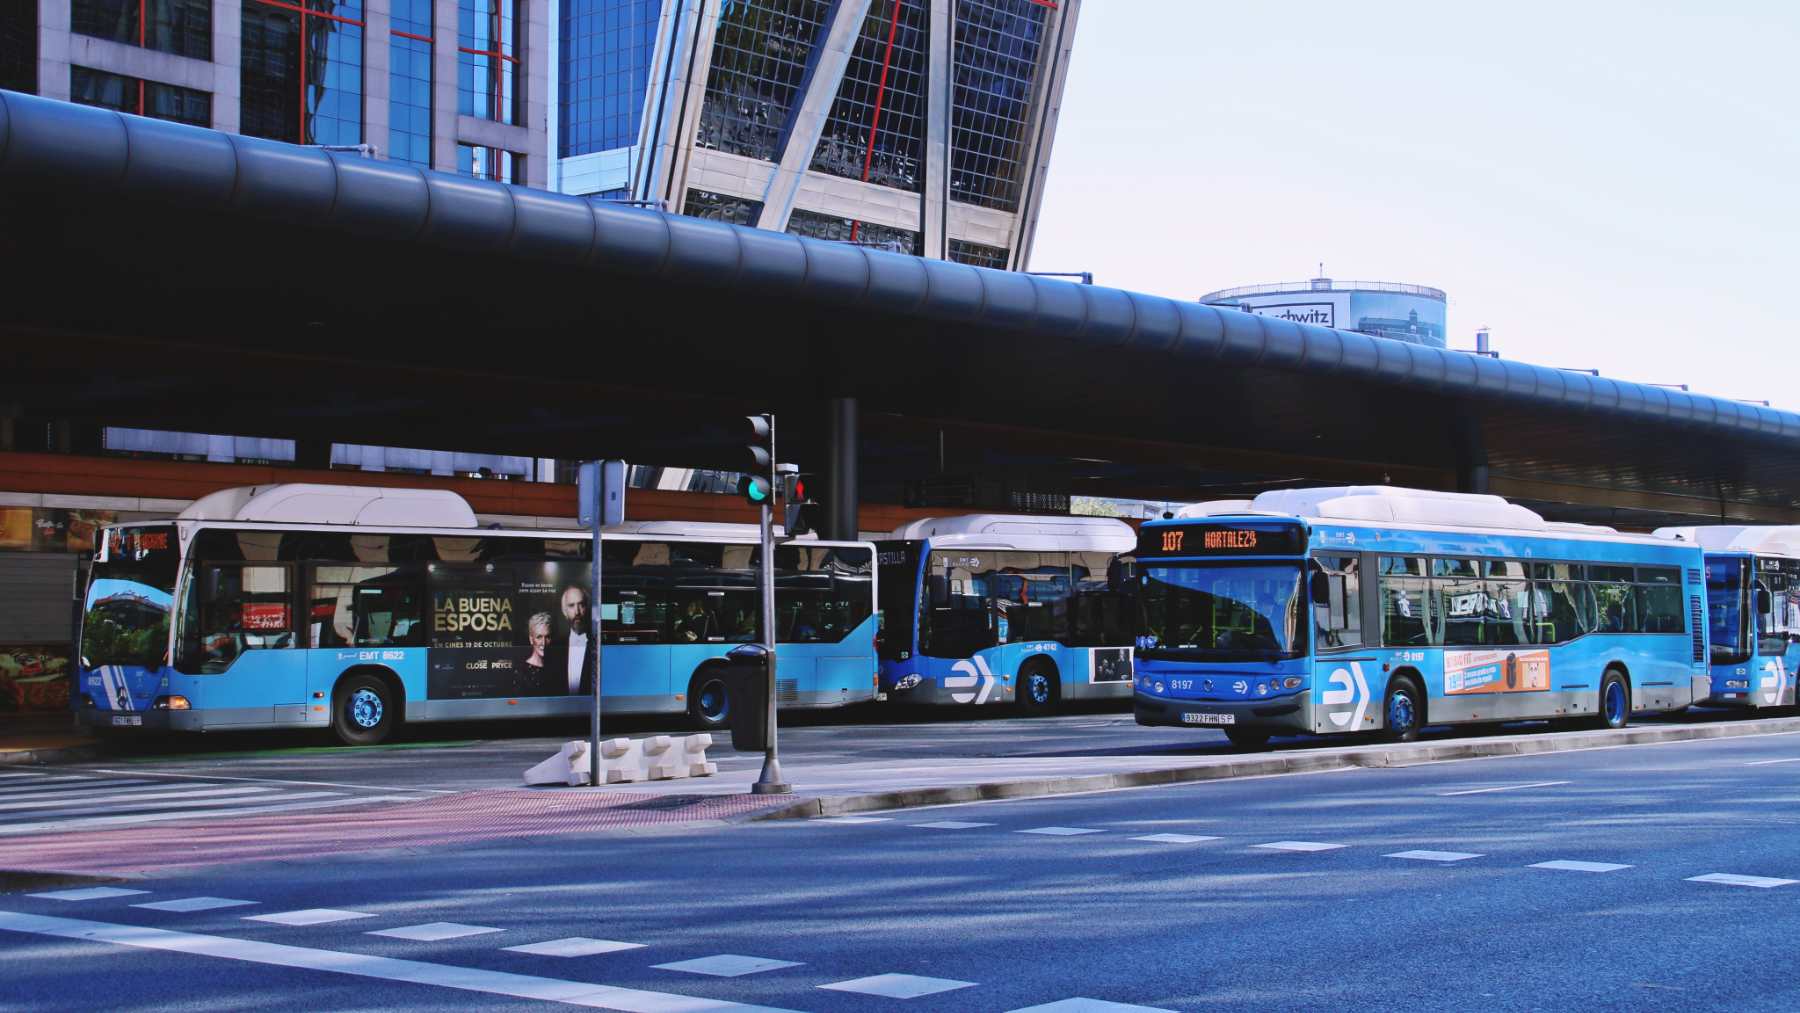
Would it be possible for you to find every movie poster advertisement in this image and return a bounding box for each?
[0,507,117,552]
[426,561,595,700]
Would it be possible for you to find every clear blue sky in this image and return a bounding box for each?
[1029,1,1800,409]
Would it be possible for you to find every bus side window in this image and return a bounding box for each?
[179,563,294,674]
[1312,554,1361,650]
[1379,556,1432,647]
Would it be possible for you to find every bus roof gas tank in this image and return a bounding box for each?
[178,484,480,528]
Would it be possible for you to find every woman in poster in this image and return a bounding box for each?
[518,611,557,695]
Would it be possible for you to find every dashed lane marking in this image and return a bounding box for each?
[1007,1000,1180,1013]
[0,910,796,1011]
[245,909,376,927]
[1386,850,1483,863]
[27,887,149,902]
[818,973,977,999]
[1017,827,1106,837]
[1254,841,1346,853]
[370,923,504,942]
[911,821,995,830]
[811,817,890,825]
[1743,757,1800,766]
[1531,860,1632,873]
[1438,781,1571,796]
[505,938,647,958]
[1687,873,1799,889]
[652,955,802,978]
[1131,834,1221,845]
[134,897,259,913]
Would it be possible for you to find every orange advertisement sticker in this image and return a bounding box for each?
[1445,649,1550,695]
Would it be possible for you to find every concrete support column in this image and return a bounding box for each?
[431,0,461,171]
[37,0,71,101]
[920,0,951,259]
[364,2,392,157]
[212,1,242,133]
[824,396,859,541]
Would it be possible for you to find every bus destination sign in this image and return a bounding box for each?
[1137,522,1307,558]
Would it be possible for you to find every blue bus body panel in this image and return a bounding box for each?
[882,641,1132,706]
[1133,518,1709,736]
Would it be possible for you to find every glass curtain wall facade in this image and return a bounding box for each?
[948,0,1048,213]
[947,239,1008,270]
[559,0,658,158]
[389,0,433,166]
[71,0,212,60]
[697,0,831,161]
[241,0,364,145]
[70,65,211,125]
[682,188,763,225]
[459,143,524,181]
[809,0,928,193]
[787,207,920,255]
[459,0,521,124]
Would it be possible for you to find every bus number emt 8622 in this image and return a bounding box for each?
[1130,486,1712,749]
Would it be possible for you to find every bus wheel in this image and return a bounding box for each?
[1017,662,1059,716]
[1383,676,1424,743]
[688,668,731,731]
[1223,727,1271,751]
[333,673,396,747]
[1598,670,1631,730]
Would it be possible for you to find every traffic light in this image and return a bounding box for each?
[741,415,773,506]
[781,471,815,537]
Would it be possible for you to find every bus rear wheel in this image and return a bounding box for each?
[333,673,396,747]
[688,668,732,731]
[1598,670,1631,730]
[1017,661,1059,716]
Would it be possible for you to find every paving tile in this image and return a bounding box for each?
[818,973,978,999]
[652,954,802,977]
[504,937,646,958]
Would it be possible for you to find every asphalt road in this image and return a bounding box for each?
[6,731,1800,1011]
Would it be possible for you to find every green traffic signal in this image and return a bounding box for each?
[740,474,772,504]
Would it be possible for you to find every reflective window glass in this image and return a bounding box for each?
[787,207,921,255]
[810,0,928,191]
[178,564,295,673]
[697,0,831,161]
[949,0,1051,212]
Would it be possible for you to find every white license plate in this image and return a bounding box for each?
[111,715,141,727]
[1181,712,1235,726]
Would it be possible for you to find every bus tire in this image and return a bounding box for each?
[1382,674,1424,743]
[333,671,397,747]
[1017,660,1059,716]
[688,666,732,731]
[1223,727,1271,751]
[1598,668,1631,730]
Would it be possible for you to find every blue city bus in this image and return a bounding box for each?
[1131,487,1711,748]
[1653,526,1800,709]
[877,515,1137,713]
[74,484,878,745]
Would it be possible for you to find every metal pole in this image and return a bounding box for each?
[589,466,604,787]
[753,416,789,794]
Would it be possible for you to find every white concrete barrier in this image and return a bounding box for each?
[523,733,717,787]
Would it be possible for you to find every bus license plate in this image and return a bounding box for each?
[1182,712,1234,726]
[111,715,141,727]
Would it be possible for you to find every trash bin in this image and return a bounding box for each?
[722,644,771,752]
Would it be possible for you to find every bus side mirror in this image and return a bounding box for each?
[1757,588,1773,614]
[1309,571,1331,606]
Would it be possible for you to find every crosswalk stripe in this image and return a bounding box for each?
[0,794,416,837]
[0,780,159,800]
[0,910,795,1011]
[0,776,122,796]
[1,788,318,823]
[0,786,285,813]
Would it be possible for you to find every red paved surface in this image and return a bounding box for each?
[0,790,799,876]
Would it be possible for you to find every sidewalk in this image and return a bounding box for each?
[0,713,100,765]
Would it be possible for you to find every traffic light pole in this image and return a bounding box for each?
[752,415,790,795]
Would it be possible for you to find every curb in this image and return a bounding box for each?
[753,715,1800,821]
[0,744,104,767]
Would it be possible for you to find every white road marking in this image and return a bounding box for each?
[1439,781,1571,796]
[246,909,376,926]
[653,955,802,977]
[1386,850,1483,862]
[1007,1000,1180,1013]
[1131,834,1220,845]
[134,897,259,913]
[1687,873,1799,889]
[0,777,127,795]
[1017,827,1105,837]
[1531,860,1632,873]
[27,887,149,902]
[0,780,161,801]
[370,922,504,942]
[911,821,994,830]
[818,973,977,999]
[0,785,285,812]
[1254,841,1346,853]
[1743,757,1800,766]
[0,910,793,1011]
[505,938,646,958]
[811,817,890,825]
[0,793,417,837]
[90,768,457,795]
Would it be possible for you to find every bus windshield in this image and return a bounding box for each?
[1706,557,1749,664]
[1140,562,1305,660]
[80,525,179,668]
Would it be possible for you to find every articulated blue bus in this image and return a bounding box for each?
[1653,525,1800,709]
[877,515,1137,713]
[1131,487,1711,748]
[75,484,878,745]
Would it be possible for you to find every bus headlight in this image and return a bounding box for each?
[152,695,191,710]
[1282,677,1303,690]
